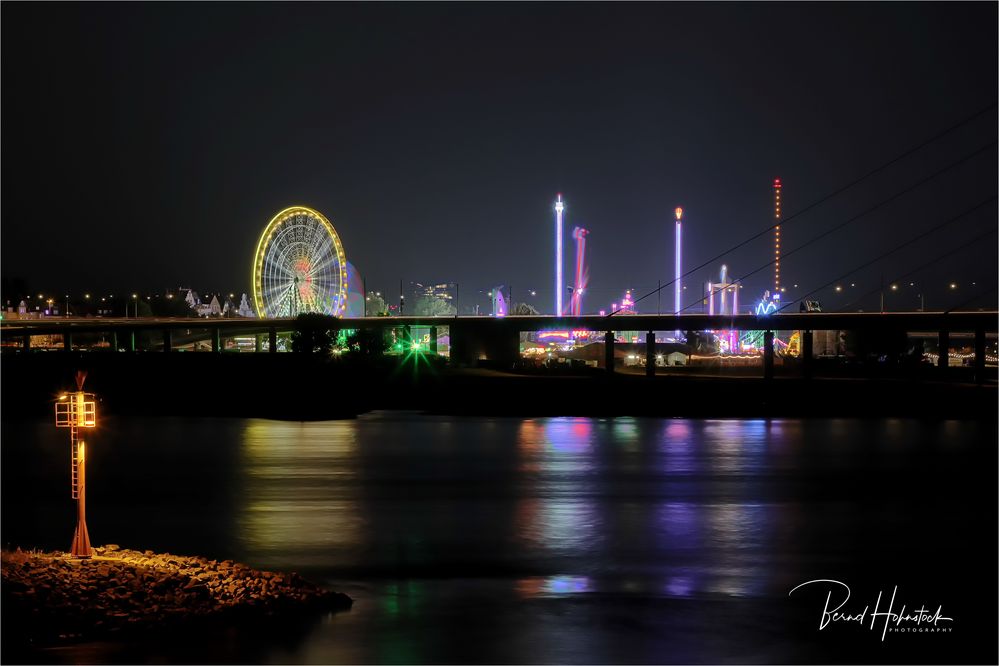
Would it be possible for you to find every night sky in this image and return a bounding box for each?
[3,2,996,314]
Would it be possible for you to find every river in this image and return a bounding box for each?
[2,414,995,663]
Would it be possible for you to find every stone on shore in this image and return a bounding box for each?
[1,546,352,646]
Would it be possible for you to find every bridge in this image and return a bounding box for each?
[2,311,996,382]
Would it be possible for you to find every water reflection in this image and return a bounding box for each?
[515,418,600,555]
[236,420,364,567]
[516,574,592,598]
[3,414,990,664]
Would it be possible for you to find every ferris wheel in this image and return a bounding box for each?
[252,206,348,318]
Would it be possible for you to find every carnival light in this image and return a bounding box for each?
[555,194,565,316]
[720,265,728,314]
[755,299,777,316]
[773,178,782,296]
[571,227,589,316]
[674,207,683,335]
[252,206,348,318]
[492,287,508,317]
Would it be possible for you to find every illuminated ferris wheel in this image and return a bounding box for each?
[252,206,348,318]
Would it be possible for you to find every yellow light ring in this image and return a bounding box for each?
[252,205,348,318]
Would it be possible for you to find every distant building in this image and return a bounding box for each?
[410,281,456,304]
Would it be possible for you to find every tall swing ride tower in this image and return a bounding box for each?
[773,178,782,304]
[554,194,565,316]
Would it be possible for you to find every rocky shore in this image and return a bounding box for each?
[1,545,352,647]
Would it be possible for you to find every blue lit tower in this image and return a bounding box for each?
[555,194,565,316]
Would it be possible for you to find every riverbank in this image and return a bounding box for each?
[1,545,352,650]
[2,351,995,420]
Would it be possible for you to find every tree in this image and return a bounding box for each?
[150,296,197,318]
[414,296,456,316]
[509,302,540,315]
[345,328,391,357]
[1,277,29,306]
[365,294,389,316]
[291,313,336,354]
[135,299,154,318]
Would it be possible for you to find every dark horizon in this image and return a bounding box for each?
[3,3,997,314]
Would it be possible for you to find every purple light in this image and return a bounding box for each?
[571,227,588,316]
[674,207,682,337]
[493,287,508,317]
[555,194,564,316]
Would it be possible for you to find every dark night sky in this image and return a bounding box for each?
[3,2,996,313]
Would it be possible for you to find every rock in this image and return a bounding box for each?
[104,544,120,552]
[1,547,353,647]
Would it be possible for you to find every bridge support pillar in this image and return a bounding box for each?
[212,328,221,353]
[974,328,986,384]
[163,329,172,353]
[604,331,615,373]
[269,327,277,353]
[429,326,438,354]
[937,329,949,369]
[22,334,30,351]
[764,330,774,380]
[63,332,72,352]
[127,330,136,353]
[255,334,262,353]
[645,331,655,377]
[110,331,118,352]
[802,330,813,379]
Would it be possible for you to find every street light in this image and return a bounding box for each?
[131,293,138,318]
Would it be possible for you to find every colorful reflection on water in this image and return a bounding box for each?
[5,414,990,664]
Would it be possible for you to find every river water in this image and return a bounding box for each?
[2,414,996,664]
